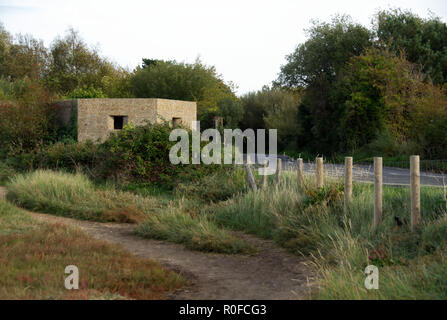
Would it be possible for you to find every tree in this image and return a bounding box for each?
[0,78,56,156]
[240,87,301,150]
[263,89,302,151]
[334,47,447,157]
[46,28,117,95]
[0,24,12,79]
[0,24,48,82]
[130,58,237,124]
[276,16,373,152]
[375,9,447,84]
[216,97,244,129]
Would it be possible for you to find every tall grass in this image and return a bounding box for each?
[0,200,185,299]
[0,162,15,185]
[135,205,256,254]
[7,170,254,254]
[6,170,155,223]
[212,171,447,299]
[175,167,248,203]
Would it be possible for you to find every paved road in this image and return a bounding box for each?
[243,154,447,187]
[284,162,447,187]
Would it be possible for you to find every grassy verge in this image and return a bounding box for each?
[135,206,256,254]
[0,161,15,186]
[175,167,248,203]
[212,172,447,299]
[7,170,254,254]
[6,170,160,223]
[0,200,185,299]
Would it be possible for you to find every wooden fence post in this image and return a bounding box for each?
[316,157,324,188]
[344,157,353,215]
[262,161,268,188]
[276,158,282,186]
[245,164,257,192]
[297,158,304,190]
[374,157,382,228]
[410,155,421,231]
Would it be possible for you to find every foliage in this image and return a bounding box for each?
[375,9,447,84]
[45,28,119,95]
[97,121,183,184]
[34,141,98,173]
[0,78,56,157]
[275,11,447,157]
[0,25,48,81]
[0,161,15,185]
[262,88,302,150]
[130,58,237,125]
[334,47,447,157]
[276,16,372,87]
[215,97,244,129]
[275,16,373,153]
[176,167,247,203]
[67,85,105,98]
[239,87,302,150]
[213,172,447,299]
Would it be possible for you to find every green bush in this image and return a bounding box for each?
[4,121,222,187]
[66,86,105,98]
[96,121,184,185]
[35,141,98,174]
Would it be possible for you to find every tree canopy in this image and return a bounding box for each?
[130,58,237,124]
[376,9,447,84]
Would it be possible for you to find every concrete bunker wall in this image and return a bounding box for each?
[76,98,196,142]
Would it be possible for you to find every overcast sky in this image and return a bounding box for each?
[1,0,446,95]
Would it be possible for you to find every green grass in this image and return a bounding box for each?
[7,169,254,254]
[6,170,160,223]
[175,167,248,203]
[212,171,447,299]
[0,200,185,299]
[0,161,15,186]
[135,206,256,254]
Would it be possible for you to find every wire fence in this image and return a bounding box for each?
[353,159,447,174]
[244,155,428,230]
[245,156,447,187]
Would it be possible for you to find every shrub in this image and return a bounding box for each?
[0,78,56,156]
[35,141,98,174]
[96,121,221,186]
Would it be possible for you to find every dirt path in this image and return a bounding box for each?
[25,211,314,300]
[0,186,314,299]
